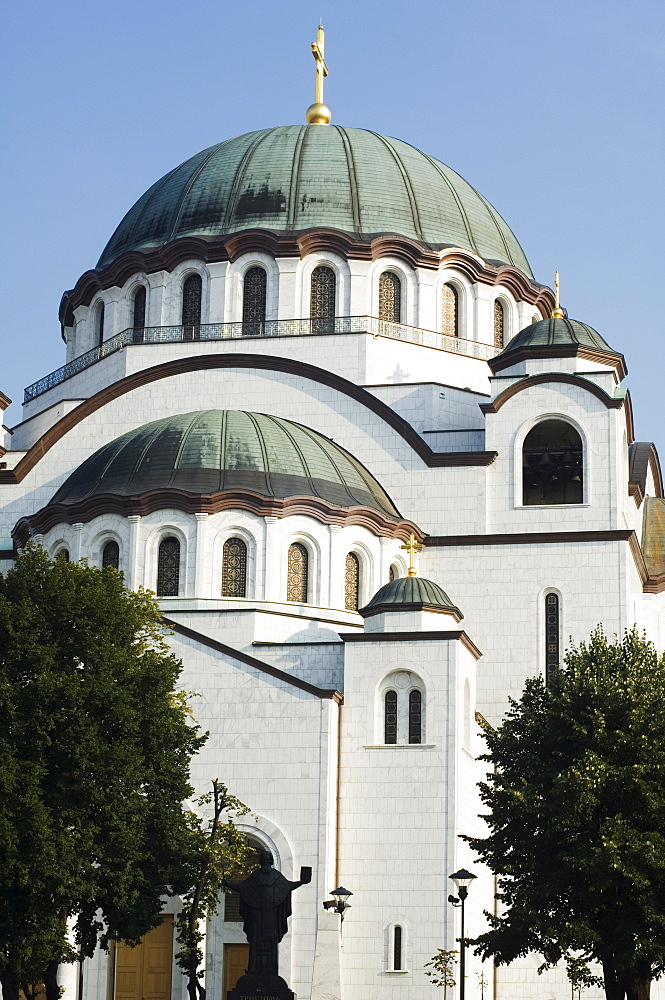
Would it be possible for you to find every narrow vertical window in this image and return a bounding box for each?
[345,552,360,611]
[132,286,146,343]
[182,273,202,340]
[384,690,398,745]
[95,303,105,347]
[157,537,180,597]
[310,266,336,331]
[242,267,267,335]
[389,564,396,582]
[545,593,560,683]
[222,538,247,597]
[287,543,308,603]
[408,690,422,744]
[441,284,458,337]
[493,300,505,349]
[393,926,403,971]
[378,272,401,323]
[102,540,119,570]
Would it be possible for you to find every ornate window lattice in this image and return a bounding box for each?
[408,689,422,744]
[345,552,360,610]
[384,690,398,744]
[182,273,202,340]
[286,543,308,603]
[96,303,105,347]
[132,286,146,342]
[545,593,560,682]
[493,300,505,349]
[157,537,180,597]
[102,540,119,570]
[310,266,336,330]
[378,271,401,323]
[522,419,584,506]
[393,926,403,971]
[242,267,267,335]
[441,283,458,337]
[222,537,247,597]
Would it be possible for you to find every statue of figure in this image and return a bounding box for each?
[225,850,312,979]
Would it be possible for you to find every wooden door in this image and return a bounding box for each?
[223,944,249,997]
[115,916,173,1000]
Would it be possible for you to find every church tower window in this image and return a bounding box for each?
[102,540,119,570]
[132,286,146,342]
[286,543,308,603]
[408,690,422,744]
[545,593,560,682]
[310,266,336,331]
[441,283,458,337]
[378,272,401,323]
[522,419,584,506]
[95,302,105,347]
[384,690,398,744]
[222,538,247,597]
[393,926,403,971]
[157,537,180,596]
[182,273,202,340]
[493,300,505,349]
[242,267,267,335]
[345,552,360,610]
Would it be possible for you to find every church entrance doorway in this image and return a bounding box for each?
[114,916,174,1000]
[223,944,249,996]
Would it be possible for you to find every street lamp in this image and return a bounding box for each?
[323,886,353,921]
[448,869,477,1000]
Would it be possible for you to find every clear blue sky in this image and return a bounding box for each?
[2,0,663,456]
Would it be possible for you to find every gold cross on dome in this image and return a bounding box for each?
[400,533,424,577]
[552,270,564,318]
[311,24,328,105]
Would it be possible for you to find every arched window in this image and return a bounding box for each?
[393,926,403,971]
[522,420,584,505]
[102,540,119,570]
[408,690,422,744]
[157,537,180,596]
[378,272,401,323]
[493,300,505,349]
[182,273,202,340]
[222,538,247,597]
[286,543,308,603]
[242,267,267,335]
[532,313,540,325]
[310,266,336,331]
[57,548,70,562]
[441,283,458,337]
[224,838,264,922]
[545,593,560,683]
[345,552,360,611]
[132,286,146,343]
[389,564,397,583]
[384,690,398,744]
[95,303,105,347]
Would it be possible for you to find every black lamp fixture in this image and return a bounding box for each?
[323,886,353,921]
[448,869,477,1000]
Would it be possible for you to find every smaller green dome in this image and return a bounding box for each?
[359,576,462,620]
[502,316,615,355]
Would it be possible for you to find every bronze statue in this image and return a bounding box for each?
[225,850,312,980]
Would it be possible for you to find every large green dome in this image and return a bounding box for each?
[98,125,532,276]
[48,410,400,518]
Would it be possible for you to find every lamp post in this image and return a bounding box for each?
[448,868,477,1000]
[323,886,353,922]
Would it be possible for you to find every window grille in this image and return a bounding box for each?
[384,690,398,744]
[408,690,422,744]
[102,540,119,570]
[287,543,308,603]
[132,286,146,343]
[545,593,560,682]
[157,537,180,596]
[222,538,247,597]
[345,552,360,610]
[96,303,105,347]
[441,284,458,337]
[493,300,505,349]
[182,274,202,340]
[310,266,336,331]
[242,267,267,335]
[378,272,401,323]
[522,419,583,506]
[393,926,403,971]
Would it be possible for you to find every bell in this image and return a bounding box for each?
[571,472,581,482]
[539,451,553,467]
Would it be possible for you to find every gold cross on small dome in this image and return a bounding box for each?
[400,533,424,577]
[306,25,332,125]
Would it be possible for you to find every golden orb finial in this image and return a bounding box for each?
[307,24,331,125]
[552,270,565,318]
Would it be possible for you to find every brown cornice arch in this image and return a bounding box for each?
[0,353,499,486]
[59,230,553,325]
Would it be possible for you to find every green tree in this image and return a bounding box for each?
[465,627,665,1000]
[424,948,457,999]
[0,546,206,1000]
[565,953,603,1000]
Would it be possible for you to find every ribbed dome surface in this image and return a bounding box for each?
[49,410,400,517]
[360,576,462,617]
[501,316,616,356]
[98,125,532,276]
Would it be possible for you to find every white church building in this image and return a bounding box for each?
[2,37,664,1000]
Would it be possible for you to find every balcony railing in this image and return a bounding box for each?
[24,316,498,402]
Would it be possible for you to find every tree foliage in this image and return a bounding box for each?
[424,948,457,995]
[0,546,207,1000]
[465,627,665,1000]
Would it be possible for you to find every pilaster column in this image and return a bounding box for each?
[328,524,342,610]
[126,515,141,591]
[379,535,390,586]
[263,516,279,602]
[194,513,209,598]
[72,523,84,562]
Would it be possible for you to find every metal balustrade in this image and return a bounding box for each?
[23,317,497,402]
